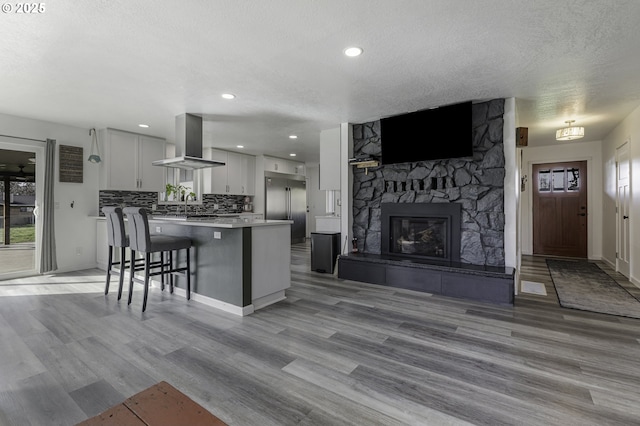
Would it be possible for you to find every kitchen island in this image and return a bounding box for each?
[96,216,292,315]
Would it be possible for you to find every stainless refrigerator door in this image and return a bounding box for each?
[265,177,288,220]
[289,179,307,243]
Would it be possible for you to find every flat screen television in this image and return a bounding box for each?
[381,101,472,165]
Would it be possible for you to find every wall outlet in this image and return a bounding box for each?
[232,204,237,210]
[214,231,221,239]
[213,204,219,210]
[152,203,157,211]
[75,247,82,256]
[155,226,162,233]
[54,201,60,209]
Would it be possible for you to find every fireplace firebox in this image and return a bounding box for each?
[381,203,461,262]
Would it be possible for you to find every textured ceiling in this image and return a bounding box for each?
[1,0,640,163]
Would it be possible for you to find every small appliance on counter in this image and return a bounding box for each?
[243,196,253,212]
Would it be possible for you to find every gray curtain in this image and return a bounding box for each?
[40,138,57,273]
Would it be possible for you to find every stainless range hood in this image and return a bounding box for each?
[152,113,225,170]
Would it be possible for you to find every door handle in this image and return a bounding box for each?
[577,213,586,216]
[623,215,629,219]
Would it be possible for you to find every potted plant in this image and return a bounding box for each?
[165,183,177,201]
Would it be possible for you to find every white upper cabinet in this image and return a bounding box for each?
[263,156,305,175]
[99,129,166,192]
[203,149,256,195]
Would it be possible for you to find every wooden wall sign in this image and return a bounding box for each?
[59,145,84,183]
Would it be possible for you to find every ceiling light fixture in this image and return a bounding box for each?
[237,145,244,148]
[289,135,298,139]
[221,93,236,100]
[344,47,363,57]
[555,120,585,141]
[289,153,297,157]
[138,124,149,128]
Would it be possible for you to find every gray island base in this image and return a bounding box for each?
[96,217,292,315]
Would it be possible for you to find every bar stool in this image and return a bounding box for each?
[102,206,131,300]
[123,207,192,312]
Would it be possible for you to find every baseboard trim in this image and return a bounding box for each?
[252,290,286,310]
[601,256,616,270]
[95,265,264,317]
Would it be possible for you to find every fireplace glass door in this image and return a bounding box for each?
[390,217,448,259]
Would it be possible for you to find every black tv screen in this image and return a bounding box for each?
[381,101,472,165]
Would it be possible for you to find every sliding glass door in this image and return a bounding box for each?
[0,140,44,280]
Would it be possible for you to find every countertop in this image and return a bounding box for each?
[94,216,292,229]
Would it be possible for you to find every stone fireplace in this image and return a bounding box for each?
[351,99,506,267]
[381,203,461,262]
[338,98,514,305]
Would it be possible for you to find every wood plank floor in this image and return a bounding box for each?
[1,246,640,425]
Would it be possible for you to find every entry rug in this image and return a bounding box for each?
[546,259,640,319]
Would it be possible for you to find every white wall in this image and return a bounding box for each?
[339,123,353,254]
[503,98,518,270]
[0,112,99,273]
[306,163,327,233]
[520,140,603,260]
[602,102,640,285]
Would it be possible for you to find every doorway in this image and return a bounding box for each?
[616,143,630,277]
[532,161,587,258]
[0,144,42,279]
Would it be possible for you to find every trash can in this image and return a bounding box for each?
[311,232,341,273]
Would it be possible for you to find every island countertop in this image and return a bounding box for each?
[94,216,292,229]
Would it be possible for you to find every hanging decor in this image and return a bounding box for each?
[88,128,102,163]
[59,145,84,183]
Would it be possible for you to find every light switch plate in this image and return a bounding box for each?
[155,226,162,233]
[214,231,221,239]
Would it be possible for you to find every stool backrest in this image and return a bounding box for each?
[102,206,127,248]
[123,207,151,252]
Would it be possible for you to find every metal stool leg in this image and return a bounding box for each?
[128,249,136,305]
[186,247,191,300]
[105,245,113,295]
[160,251,165,291]
[169,250,174,294]
[117,246,126,300]
[142,253,151,312]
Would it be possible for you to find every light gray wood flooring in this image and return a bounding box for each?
[1,247,640,425]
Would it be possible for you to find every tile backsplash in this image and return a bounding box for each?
[99,190,248,216]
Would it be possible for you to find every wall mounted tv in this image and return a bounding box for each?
[380,101,472,165]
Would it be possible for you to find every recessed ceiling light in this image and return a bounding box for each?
[138,124,149,128]
[237,145,244,148]
[344,47,363,57]
[221,93,236,100]
[289,153,297,157]
[289,135,298,139]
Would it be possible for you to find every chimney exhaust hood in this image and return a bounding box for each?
[152,113,225,170]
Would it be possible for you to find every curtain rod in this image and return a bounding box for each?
[0,134,47,143]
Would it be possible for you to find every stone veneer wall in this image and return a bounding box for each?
[99,190,246,216]
[352,99,505,266]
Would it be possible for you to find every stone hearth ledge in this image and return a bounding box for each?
[337,253,515,305]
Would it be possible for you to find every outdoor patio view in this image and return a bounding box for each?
[0,180,36,275]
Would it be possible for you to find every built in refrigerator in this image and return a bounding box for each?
[265,172,306,243]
